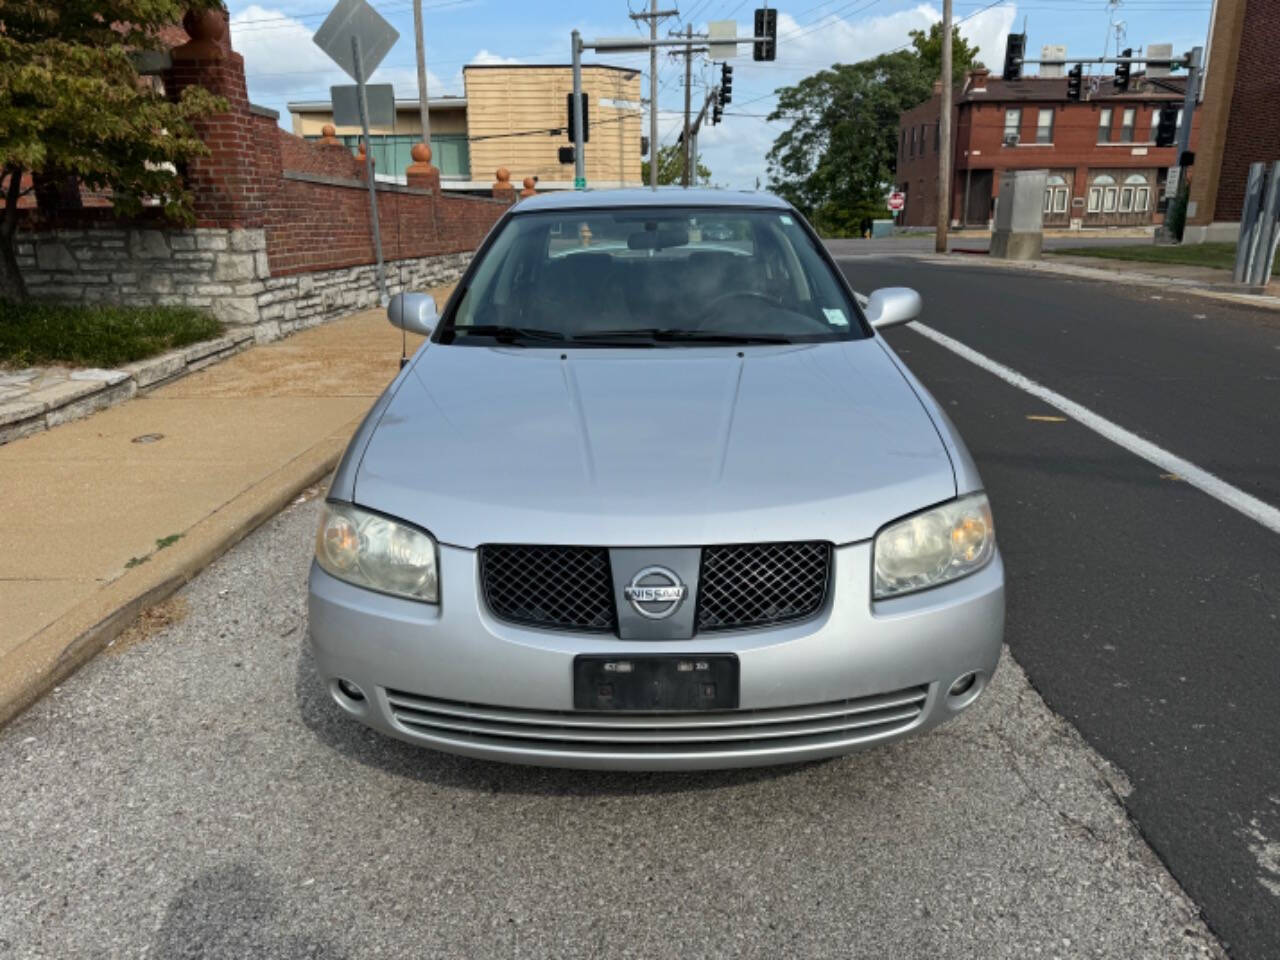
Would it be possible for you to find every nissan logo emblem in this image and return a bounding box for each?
[623,565,687,620]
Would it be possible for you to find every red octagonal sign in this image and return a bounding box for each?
[887,191,906,212]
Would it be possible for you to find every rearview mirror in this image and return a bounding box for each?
[388,292,438,336]
[864,287,922,330]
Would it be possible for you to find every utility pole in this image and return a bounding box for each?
[935,0,952,253]
[682,25,693,187]
[571,30,585,188]
[628,1,677,190]
[412,0,431,149]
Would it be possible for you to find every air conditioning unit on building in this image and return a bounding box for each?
[1003,132,1020,147]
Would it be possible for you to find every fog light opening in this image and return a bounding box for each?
[948,672,977,698]
[337,678,366,702]
[945,671,985,710]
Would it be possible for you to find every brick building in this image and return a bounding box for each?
[1185,0,1280,242]
[896,66,1199,229]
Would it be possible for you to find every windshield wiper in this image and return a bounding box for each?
[447,324,565,345]
[572,328,793,345]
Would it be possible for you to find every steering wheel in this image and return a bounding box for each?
[696,290,785,328]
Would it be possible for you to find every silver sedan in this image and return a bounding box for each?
[308,189,1004,770]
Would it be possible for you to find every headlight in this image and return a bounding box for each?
[315,502,439,603]
[873,493,995,599]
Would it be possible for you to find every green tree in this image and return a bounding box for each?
[642,143,712,186]
[766,23,980,235]
[0,0,227,302]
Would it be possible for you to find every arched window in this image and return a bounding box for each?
[1124,173,1150,212]
[1043,175,1070,214]
[1089,174,1118,214]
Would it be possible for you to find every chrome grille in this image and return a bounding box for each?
[385,685,929,759]
[479,545,615,631]
[697,542,831,631]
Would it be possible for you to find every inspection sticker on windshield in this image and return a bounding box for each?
[824,308,849,327]
[779,214,794,225]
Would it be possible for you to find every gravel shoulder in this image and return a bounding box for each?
[0,495,1224,960]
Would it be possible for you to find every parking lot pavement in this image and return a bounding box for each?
[0,496,1224,960]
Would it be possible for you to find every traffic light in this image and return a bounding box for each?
[712,102,723,125]
[1155,105,1178,147]
[720,64,733,106]
[1002,32,1025,81]
[565,92,589,142]
[1113,48,1132,92]
[753,8,777,61]
[1066,63,1083,101]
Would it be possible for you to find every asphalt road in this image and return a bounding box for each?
[0,493,1222,959]
[836,256,1280,960]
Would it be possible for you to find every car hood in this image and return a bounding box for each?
[354,340,956,548]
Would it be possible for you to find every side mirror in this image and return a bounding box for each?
[388,292,438,336]
[864,287,922,330]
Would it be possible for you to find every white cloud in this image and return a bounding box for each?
[231,4,453,118]
[470,49,524,66]
[692,3,1018,188]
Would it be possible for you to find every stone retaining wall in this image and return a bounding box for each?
[15,225,472,338]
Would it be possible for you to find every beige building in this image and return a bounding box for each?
[287,63,643,192]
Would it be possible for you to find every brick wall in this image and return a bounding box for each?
[1212,0,1280,222]
[13,10,511,337]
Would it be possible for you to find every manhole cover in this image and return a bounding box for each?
[131,433,165,444]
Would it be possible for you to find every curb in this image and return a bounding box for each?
[843,250,1280,312]
[0,329,258,446]
[0,429,352,731]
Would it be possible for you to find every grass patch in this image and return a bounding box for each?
[0,301,222,368]
[1049,242,1239,271]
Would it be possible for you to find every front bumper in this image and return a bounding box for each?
[306,542,1004,770]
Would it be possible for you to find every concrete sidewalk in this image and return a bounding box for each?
[0,293,442,727]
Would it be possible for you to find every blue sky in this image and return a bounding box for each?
[227,0,1217,188]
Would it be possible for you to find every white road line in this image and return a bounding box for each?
[908,321,1280,536]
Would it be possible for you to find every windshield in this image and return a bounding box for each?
[437,206,866,346]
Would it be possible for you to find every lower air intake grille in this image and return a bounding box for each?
[697,541,831,630]
[480,545,615,631]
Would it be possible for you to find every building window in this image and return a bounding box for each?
[1149,109,1160,142]
[1090,174,1117,213]
[900,129,905,158]
[1126,173,1149,212]
[934,119,940,153]
[1044,174,1069,214]
[318,132,471,178]
[1098,108,1113,144]
[909,126,916,156]
[1004,108,1022,143]
[1119,108,1136,143]
[1036,108,1054,144]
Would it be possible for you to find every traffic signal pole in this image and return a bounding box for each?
[682,25,693,187]
[571,31,585,188]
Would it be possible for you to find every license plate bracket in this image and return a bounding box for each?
[573,654,739,711]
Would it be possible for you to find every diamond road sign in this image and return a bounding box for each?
[313,0,399,82]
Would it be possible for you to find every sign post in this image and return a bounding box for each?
[314,0,400,305]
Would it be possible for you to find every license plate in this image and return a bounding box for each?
[573,655,739,711]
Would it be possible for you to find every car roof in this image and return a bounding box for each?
[512,188,792,214]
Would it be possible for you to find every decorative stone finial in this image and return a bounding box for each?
[320,123,338,144]
[411,142,432,164]
[520,176,537,198]
[175,6,229,59]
